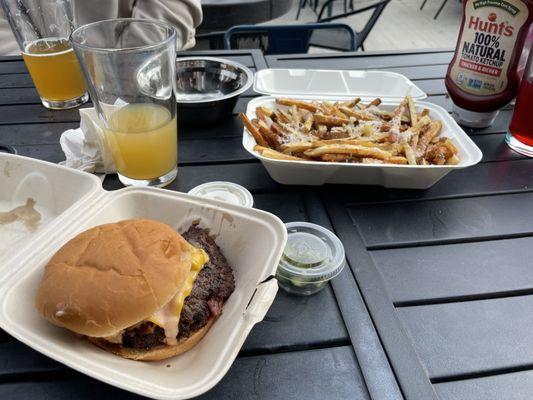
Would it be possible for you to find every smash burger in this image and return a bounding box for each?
[35,219,235,361]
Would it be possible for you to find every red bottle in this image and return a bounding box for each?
[506,47,533,155]
[446,0,533,128]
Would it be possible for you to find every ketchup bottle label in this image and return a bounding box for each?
[449,0,530,96]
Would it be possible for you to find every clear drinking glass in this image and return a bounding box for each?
[1,0,89,109]
[71,19,178,188]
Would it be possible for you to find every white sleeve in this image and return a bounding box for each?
[131,0,203,51]
[0,8,21,56]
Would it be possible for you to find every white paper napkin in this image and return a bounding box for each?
[59,108,116,174]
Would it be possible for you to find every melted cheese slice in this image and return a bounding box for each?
[147,245,209,345]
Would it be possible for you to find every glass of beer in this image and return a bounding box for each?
[71,19,178,187]
[1,0,88,109]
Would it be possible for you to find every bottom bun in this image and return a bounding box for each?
[89,317,215,361]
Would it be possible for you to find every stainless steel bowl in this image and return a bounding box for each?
[176,57,254,126]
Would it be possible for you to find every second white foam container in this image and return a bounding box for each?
[245,69,483,189]
[0,153,287,400]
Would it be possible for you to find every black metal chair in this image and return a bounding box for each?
[194,31,226,51]
[312,0,391,51]
[222,23,356,55]
[296,0,355,19]
[296,0,317,19]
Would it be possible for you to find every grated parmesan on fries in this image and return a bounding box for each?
[240,96,460,166]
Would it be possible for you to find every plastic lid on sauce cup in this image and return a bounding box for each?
[188,181,254,208]
[278,222,346,283]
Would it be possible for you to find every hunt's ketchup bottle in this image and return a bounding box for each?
[446,0,532,128]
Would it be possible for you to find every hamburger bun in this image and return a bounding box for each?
[89,317,215,361]
[35,219,193,338]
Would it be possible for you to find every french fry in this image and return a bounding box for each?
[255,146,307,161]
[379,142,404,154]
[256,107,273,122]
[371,131,393,143]
[414,115,432,129]
[342,98,361,108]
[240,113,269,147]
[314,138,371,146]
[410,115,432,148]
[320,154,355,162]
[410,132,419,148]
[416,120,442,157]
[289,105,301,124]
[254,145,270,153]
[321,102,347,118]
[270,122,285,136]
[304,144,391,160]
[368,109,410,123]
[446,154,460,165]
[442,138,458,155]
[314,114,349,126]
[273,109,291,124]
[419,108,430,118]
[257,120,280,147]
[403,143,417,165]
[361,158,383,164]
[339,107,379,121]
[389,156,408,165]
[303,113,314,132]
[407,96,418,127]
[258,106,273,117]
[362,98,382,109]
[333,107,348,119]
[320,101,334,114]
[279,142,316,153]
[320,102,345,119]
[276,98,319,112]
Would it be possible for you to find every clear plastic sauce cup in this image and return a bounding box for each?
[188,181,254,208]
[276,222,346,296]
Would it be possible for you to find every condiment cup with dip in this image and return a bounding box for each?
[276,222,346,296]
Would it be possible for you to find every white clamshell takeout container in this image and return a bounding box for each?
[245,69,483,189]
[0,154,101,264]
[0,152,287,400]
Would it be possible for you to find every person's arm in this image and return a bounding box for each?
[131,0,202,50]
[0,8,20,56]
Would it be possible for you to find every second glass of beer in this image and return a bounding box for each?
[71,19,178,188]
[1,0,88,109]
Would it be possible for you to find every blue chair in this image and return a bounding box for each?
[223,23,356,55]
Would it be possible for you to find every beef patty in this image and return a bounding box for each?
[122,224,235,349]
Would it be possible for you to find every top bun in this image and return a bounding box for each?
[35,219,192,338]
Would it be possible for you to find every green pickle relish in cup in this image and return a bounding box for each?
[276,222,346,296]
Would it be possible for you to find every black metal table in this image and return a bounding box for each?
[0,48,531,400]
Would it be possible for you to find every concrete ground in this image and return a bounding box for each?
[266,0,462,51]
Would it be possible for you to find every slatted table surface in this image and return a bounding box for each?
[267,49,533,400]
[0,48,529,400]
[0,49,398,400]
